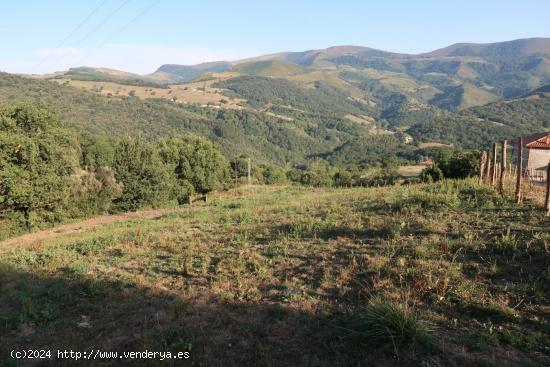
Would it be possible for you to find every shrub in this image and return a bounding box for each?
[261,165,287,184]
[70,166,123,216]
[333,170,353,187]
[429,149,480,179]
[420,164,444,182]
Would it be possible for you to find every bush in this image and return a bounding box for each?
[420,164,444,182]
[360,167,400,186]
[261,165,287,184]
[433,149,480,179]
[333,171,353,187]
[70,167,123,216]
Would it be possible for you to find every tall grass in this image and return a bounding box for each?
[354,297,432,358]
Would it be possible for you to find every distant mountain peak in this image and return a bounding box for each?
[423,37,550,57]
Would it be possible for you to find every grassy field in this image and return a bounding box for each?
[398,164,427,177]
[1,180,549,366]
[51,75,245,108]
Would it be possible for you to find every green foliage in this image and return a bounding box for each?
[403,96,550,149]
[466,95,550,130]
[112,136,177,211]
[213,75,368,117]
[69,167,123,216]
[0,101,234,235]
[360,166,400,186]
[332,170,353,187]
[323,135,414,169]
[292,161,336,187]
[259,165,288,184]
[420,164,444,182]
[68,236,113,256]
[0,72,372,166]
[157,134,230,201]
[80,133,115,167]
[63,67,168,88]
[0,103,80,228]
[424,149,480,180]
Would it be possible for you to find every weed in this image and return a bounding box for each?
[68,236,113,255]
[350,297,432,358]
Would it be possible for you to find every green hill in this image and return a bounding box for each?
[150,61,231,83]
[423,37,550,58]
[51,67,166,88]
[401,93,550,148]
[0,72,370,166]
[232,60,308,77]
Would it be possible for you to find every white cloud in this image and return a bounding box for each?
[19,43,259,75]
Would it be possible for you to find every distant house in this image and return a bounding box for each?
[395,131,413,144]
[513,132,550,180]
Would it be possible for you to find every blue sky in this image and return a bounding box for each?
[1,0,549,74]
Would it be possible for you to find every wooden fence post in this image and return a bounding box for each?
[546,160,550,216]
[486,152,492,183]
[479,151,487,184]
[516,137,523,203]
[499,140,507,193]
[490,142,498,186]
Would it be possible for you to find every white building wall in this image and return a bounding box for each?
[524,149,550,180]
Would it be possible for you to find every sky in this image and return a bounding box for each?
[1,0,549,75]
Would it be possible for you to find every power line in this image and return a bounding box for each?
[32,0,109,74]
[47,0,133,72]
[72,0,162,69]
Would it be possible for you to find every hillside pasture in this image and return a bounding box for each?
[1,181,548,366]
[51,77,245,108]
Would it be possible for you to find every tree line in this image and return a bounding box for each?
[0,102,484,239]
[0,103,230,238]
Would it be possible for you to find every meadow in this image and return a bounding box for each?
[1,179,549,366]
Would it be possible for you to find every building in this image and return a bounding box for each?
[394,131,413,144]
[513,132,550,180]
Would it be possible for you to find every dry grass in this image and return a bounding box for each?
[52,77,245,109]
[419,142,454,149]
[1,181,549,366]
[399,165,427,177]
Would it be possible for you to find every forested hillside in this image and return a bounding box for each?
[0,72,373,165]
[3,68,550,171]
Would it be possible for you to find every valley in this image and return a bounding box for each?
[1,26,550,366]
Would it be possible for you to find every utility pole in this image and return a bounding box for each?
[247,158,252,185]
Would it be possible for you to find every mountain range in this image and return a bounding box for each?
[43,37,550,110]
[5,37,550,168]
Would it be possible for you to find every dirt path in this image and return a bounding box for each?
[0,207,189,247]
